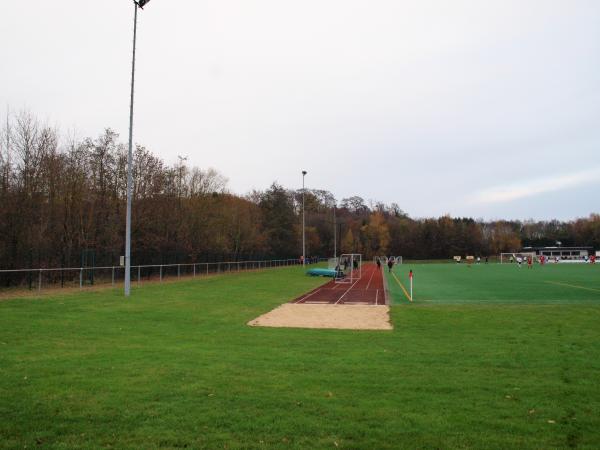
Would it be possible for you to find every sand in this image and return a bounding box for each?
[248,303,393,330]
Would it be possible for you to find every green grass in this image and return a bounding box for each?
[1,265,600,449]
[386,262,600,304]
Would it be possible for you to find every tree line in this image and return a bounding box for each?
[1,111,599,274]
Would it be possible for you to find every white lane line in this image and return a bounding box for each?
[305,301,330,304]
[366,267,375,290]
[335,279,360,304]
[295,288,322,304]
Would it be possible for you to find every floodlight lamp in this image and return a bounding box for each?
[137,0,151,9]
[302,170,307,176]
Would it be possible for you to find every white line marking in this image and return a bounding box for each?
[344,301,370,305]
[366,267,375,290]
[295,288,321,304]
[304,301,330,304]
[335,279,360,304]
[375,289,378,305]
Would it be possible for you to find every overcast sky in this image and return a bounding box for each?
[1,0,599,220]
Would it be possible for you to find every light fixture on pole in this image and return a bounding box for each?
[302,170,307,267]
[124,0,152,297]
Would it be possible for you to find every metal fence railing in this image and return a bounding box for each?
[0,257,327,293]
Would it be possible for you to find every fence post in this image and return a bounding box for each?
[206,263,209,275]
[160,265,163,282]
[138,266,141,286]
[178,264,181,279]
[193,264,196,277]
[112,267,115,286]
[79,268,83,289]
[38,270,42,292]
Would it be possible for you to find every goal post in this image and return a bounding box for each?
[373,256,401,265]
[335,254,362,284]
[500,252,536,264]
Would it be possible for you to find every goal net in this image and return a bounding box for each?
[500,252,536,264]
[373,256,401,264]
[335,254,362,284]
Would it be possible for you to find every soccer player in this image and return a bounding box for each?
[387,258,394,273]
[376,258,381,269]
[527,256,533,269]
[516,256,523,268]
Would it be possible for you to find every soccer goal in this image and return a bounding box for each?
[335,254,362,284]
[373,256,396,264]
[500,252,536,264]
[374,256,401,265]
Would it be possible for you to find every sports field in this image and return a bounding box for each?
[386,262,600,304]
[1,264,600,448]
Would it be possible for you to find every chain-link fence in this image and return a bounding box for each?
[0,257,326,294]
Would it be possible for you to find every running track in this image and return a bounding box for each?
[293,263,387,305]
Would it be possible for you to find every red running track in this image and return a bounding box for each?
[293,263,386,305]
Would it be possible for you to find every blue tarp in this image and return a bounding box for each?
[306,268,338,277]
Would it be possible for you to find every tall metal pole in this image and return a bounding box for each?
[302,170,307,267]
[124,2,138,297]
[4,107,10,191]
[333,205,337,258]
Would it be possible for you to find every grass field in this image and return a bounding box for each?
[1,264,600,449]
[386,262,600,304]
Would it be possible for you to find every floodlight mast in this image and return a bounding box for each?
[125,0,151,297]
[302,170,307,267]
[333,205,336,258]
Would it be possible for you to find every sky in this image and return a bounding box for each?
[1,0,599,221]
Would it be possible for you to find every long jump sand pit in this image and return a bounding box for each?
[248,304,393,331]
